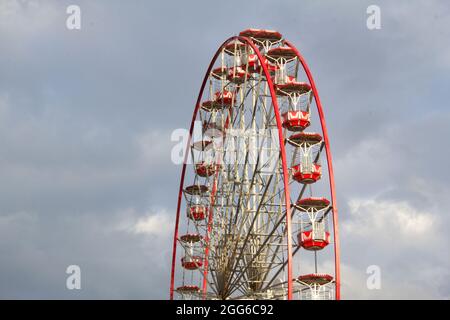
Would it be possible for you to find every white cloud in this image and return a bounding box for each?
[1,0,449,299]
[0,0,59,37]
[339,196,449,299]
[385,0,450,69]
[0,211,37,231]
[131,209,173,237]
[344,198,436,240]
[340,262,441,300]
[135,129,173,167]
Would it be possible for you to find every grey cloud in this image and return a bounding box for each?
[0,0,449,299]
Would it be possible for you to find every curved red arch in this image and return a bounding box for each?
[170,35,339,300]
[284,40,341,299]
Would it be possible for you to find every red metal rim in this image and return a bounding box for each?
[284,39,341,300]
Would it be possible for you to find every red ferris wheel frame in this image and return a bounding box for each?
[169,35,340,300]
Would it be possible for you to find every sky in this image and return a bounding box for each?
[0,0,449,299]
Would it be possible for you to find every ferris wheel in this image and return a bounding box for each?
[170,29,340,300]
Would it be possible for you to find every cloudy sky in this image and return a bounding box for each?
[0,0,449,299]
